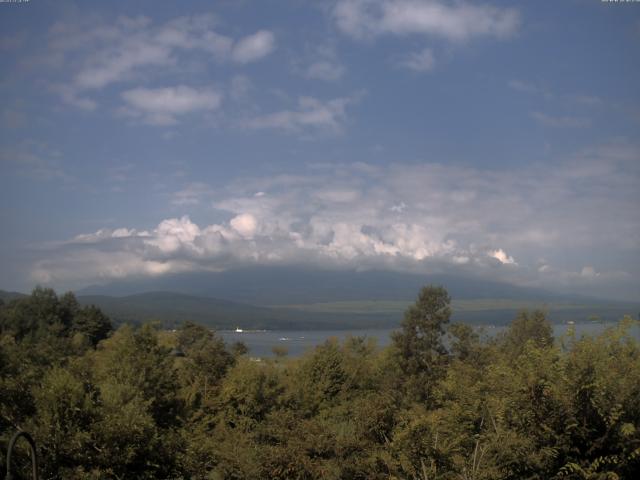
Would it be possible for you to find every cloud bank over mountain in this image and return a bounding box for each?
[31,141,639,300]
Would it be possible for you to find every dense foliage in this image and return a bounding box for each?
[1,286,639,479]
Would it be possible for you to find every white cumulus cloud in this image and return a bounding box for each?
[334,0,520,41]
[120,85,222,125]
[243,95,357,133]
[231,30,276,64]
[488,248,517,265]
[42,15,276,111]
[230,213,258,238]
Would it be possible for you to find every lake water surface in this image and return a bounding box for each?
[219,322,640,357]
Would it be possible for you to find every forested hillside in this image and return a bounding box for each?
[1,287,639,479]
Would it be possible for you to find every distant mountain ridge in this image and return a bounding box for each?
[74,291,402,330]
[76,291,282,329]
[73,291,640,330]
[3,267,637,330]
[0,290,27,302]
[2,286,637,330]
[77,266,598,305]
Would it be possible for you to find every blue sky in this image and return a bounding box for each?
[1,0,639,300]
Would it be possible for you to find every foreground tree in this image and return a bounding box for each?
[391,285,452,404]
[176,321,235,409]
[0,287,112,348]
